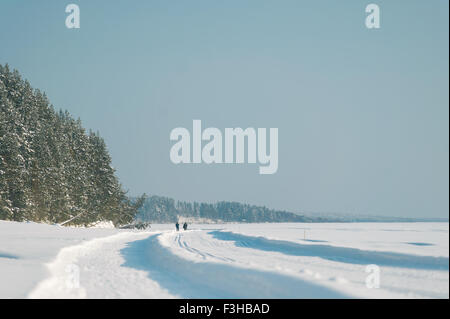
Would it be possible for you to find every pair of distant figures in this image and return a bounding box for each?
[175,222,188,231]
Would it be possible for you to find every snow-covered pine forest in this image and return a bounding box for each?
[0,64,143,226]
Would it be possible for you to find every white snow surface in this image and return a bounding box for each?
[0,221,448,298]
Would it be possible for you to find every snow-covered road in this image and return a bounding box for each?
[1,221,448,298]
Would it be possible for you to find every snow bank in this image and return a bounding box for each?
[0,221,118,298]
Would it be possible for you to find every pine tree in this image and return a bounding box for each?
[0,64,144,226]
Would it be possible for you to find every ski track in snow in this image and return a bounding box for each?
[27,226,449,298]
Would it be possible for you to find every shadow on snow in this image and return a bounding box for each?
[0,252,18,259]
[209,231,448,271]
[120,234,349,298]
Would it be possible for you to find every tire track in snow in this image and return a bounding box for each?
[174,233,235,262]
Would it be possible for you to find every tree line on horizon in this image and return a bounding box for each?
[135,195,432,224]
[0,64,143,226]
[136,195,319,223]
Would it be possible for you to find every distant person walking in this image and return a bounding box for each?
[175,222,180,231]
[183,222,188,231]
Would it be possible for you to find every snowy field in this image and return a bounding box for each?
[0,221,448,299]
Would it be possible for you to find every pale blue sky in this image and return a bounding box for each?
[1,1,448,218]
